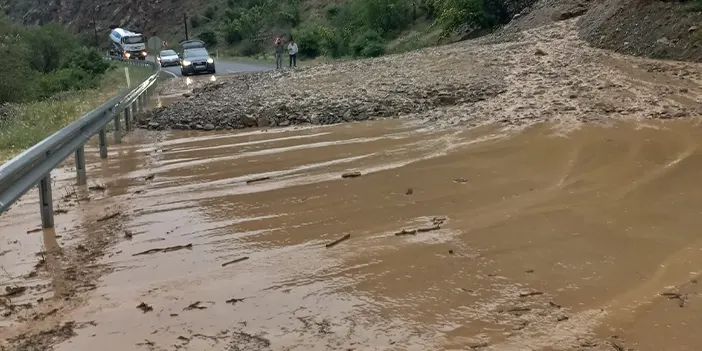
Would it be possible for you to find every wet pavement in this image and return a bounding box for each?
[3,118,702,350]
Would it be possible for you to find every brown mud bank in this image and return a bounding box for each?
[140,20,702,133]
[3,119,702,350]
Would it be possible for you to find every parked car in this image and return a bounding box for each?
[178,40,215,76]
[157,49,180,67]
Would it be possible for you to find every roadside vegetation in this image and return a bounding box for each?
[186,0,536,61]
[0,14,151,161]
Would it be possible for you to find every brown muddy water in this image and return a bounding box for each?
[2,119,702,351]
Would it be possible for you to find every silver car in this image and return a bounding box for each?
[157,49,180,67]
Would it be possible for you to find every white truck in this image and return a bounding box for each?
[109,28,147,60]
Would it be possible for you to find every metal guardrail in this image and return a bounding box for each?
[0,56,162,228]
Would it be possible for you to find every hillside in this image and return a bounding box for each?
[2,0,702,61]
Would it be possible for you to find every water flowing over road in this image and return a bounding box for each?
[3,118,702,350]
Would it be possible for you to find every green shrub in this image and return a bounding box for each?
[204,5,219,21]
[198,30,219,47]
[293,24,345,58]
[62,48,111,76]
[190,15,202,28]
[23,23,79,73]
[36,68,94,98]
[351,29,385,57]
[325,4,342,20]
[224,21,244,44]
[348,0,412,35]
[0,47,37,102]
[293,24,326,58]
[235,38,263,56]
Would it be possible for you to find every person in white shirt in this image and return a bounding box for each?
[287,39,298,68]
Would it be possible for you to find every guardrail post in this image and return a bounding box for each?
[75,146,87,185]
[140,93,146,111]
[114,113,122,144]
[134,97,140,115]
[99,128,108,159]
[125,106,132,131]
[38,175,54,228]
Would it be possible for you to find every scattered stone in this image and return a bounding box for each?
[203,123,216,131]
[405,188,413,195]
[184,301,207,310]
[608,340,626,351]
[27,227,42,234]
[395,229,417,236]
[137,302,153,313]
[525,269,534,273]
[325,233,351,248]
[3,286,27,298]
[144,174,155,181]
[416,225,441,233]
[88,184,106,191]
[133,243,193,256]
[454,178,468,183]
[432,217,447,225]
[246,176,271,184]
[341,171,362,178]
[549,301,562,308]
[448,249,454,254]
[96,212,122,222]
[467,341,490,349]
[552,6,588,21]
[226,298,245,305]
[221,256,250,267]
[124,230,134,239]
[690,26,699,33]
[519,291,544,298]
[557,315,569,322]
[680,88,689,93]
[534,48,547,56]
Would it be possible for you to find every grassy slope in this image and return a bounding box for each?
[0,64,152,162]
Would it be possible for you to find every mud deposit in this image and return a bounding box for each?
[3,119,702,350]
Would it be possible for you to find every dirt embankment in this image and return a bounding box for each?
[578,0,702,61]
[142,17,702,132]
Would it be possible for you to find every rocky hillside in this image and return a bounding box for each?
[2,0,701,61]
[0,0,206,44]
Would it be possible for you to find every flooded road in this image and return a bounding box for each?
[3,119,702,350]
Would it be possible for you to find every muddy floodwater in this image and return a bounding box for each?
[3,119,702,350]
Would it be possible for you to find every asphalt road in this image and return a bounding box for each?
[155,57,273,78]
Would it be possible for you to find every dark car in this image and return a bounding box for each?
[157,49,180,67]
[180,48,216,75]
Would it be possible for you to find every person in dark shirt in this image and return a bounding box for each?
[274,37,284,70]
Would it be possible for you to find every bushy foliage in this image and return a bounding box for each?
[0,14,111,103]
[195,0,529,59]
[198,30,219,47]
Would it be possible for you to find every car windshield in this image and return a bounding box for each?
[183,48,209,58]
[123,35,144,44]
[160,50,177,56]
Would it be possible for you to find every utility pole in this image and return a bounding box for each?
[183,13,189,41]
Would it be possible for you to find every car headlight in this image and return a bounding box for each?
[207,58,214,64]
[141,51,147,56]
[182,60,191,66]
[124,53,131,58]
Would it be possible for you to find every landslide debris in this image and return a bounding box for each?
[141,20,702,132]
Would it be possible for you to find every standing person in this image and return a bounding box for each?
[274,37,284,70]
[287,38,298,68]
